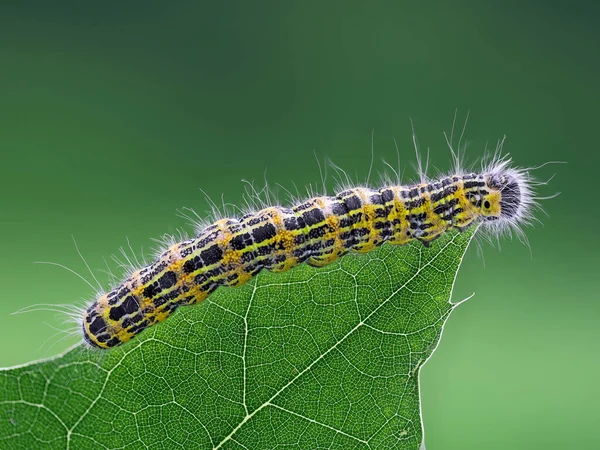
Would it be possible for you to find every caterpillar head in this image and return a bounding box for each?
[479,165,533,228]
[486,173,521,219]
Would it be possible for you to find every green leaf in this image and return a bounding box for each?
[0,228,475,450]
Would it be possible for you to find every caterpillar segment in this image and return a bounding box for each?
[83,172,520,349]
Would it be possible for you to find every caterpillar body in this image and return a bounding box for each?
[82,157,535,349]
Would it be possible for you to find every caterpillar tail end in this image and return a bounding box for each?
[82,300,127,349]
[81,294,161,350]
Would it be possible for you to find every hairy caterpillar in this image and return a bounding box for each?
[80,150,542,350]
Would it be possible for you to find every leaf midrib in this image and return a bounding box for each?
[214,233,461,449]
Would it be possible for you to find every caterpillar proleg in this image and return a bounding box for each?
[80,147,545,350]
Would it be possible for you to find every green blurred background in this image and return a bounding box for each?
[0,1,598,448]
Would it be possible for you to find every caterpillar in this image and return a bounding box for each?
[81,151,541,350]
